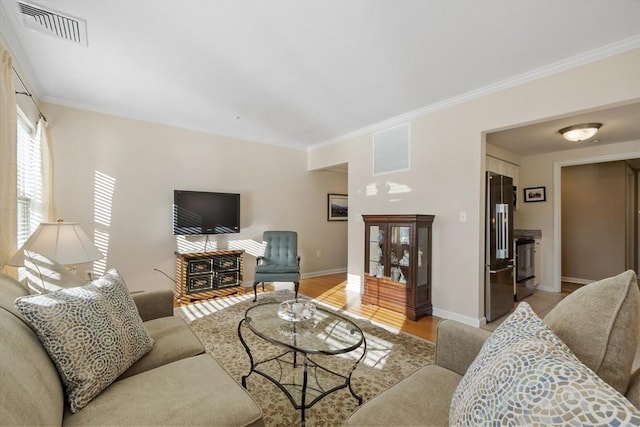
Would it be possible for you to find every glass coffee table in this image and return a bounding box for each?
[238,300,366,426]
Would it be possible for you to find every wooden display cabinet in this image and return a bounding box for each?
[362,214,434,320]
[175,249,244,304]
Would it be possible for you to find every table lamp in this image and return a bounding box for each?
[7,220,103,270]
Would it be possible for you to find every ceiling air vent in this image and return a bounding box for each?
[17,1,88,46]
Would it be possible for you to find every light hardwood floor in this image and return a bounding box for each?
[184,275,576,342]
[264,275,640,370]
[291,273,442,342]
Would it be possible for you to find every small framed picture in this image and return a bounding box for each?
[327,194,348,221]
[523,186,546,203]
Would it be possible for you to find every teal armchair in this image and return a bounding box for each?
[253,231,301,302]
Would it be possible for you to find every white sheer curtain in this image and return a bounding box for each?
[0,43,17,271]
[36,117,55,220]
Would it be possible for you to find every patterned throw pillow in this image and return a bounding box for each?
[23,250,86,294]
[449,303,640,426]
[15,269,154,413]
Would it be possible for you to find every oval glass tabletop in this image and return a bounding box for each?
[244,301,364,355]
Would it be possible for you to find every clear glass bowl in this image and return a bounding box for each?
[277,299,316,322]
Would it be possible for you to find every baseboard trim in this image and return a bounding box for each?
[432,307,482,328]
[536,284,556,292]
[561,276,595,286]
[242,268,348,288]
[300,268,347,279]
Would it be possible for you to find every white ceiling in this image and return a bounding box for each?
[1,0,640,152]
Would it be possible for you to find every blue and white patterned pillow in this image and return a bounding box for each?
[15,269,154,413]
[449,302,640,426]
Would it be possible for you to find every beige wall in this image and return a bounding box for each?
[43,103,348,291]
[561,161,627,281]
[308,48,640,325]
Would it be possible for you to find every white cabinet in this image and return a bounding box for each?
[486,157,518,187]
[486,156,503,175]
[487,156,520,207]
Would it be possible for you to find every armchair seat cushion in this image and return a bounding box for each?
[255,264,299,274]
[118,316,204,380]
[346,364,461,426]
[63,354,264,427]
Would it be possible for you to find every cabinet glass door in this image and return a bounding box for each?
[390,225,410,284]
[417,225,429,286]
[367,225,384,277]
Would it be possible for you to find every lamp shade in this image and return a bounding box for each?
[7,222,103,266]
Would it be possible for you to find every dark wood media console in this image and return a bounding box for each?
[174,249,244,304]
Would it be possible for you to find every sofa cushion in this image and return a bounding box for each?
[23,250,86,294]
[0,272,29,318]
[15,269,154,413]
[130,288,175,321]
[63,353,265,427]
[118,315,205,380]
[543,269,640,393]
[346,364,461,426]
[0,308,65,426]
[435,319,491,376]
[450,302,640,426]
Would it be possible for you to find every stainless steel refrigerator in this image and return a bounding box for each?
[485,172,515,322]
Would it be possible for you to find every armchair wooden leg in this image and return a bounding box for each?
[294,281,299,299]
[253,282,259,302]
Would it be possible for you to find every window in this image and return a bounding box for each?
[16,109,44,247]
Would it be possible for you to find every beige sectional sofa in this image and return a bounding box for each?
[347,270,640,426]
[0,272,264,427]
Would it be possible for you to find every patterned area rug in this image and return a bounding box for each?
[176,290,435,426]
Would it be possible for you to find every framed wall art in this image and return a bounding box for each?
[327,194,348,221]
[523,186,546,203]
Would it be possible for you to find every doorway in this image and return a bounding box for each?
[553,155,640,290]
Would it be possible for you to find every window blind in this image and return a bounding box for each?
[16,111,44,247]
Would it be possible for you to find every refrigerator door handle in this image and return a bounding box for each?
[489,266,514,274]
[495,203,509,259]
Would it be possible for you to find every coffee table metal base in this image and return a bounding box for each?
[238,319,365,426]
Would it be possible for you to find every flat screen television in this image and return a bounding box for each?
[173,190,240,235]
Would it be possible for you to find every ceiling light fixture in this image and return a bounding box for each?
[559,123,602,142]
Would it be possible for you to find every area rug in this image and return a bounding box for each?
[176,290,436,426]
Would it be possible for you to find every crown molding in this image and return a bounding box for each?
[309,35,640,152]
[0,1,42,97]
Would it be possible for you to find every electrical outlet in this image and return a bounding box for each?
[316,250,322,258]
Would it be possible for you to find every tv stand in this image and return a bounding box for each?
[174,250,244,304]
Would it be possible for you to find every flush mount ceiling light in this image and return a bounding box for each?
[559,123,602,142]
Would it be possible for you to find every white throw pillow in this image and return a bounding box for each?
[15,269,154,412]
[449,302,640,426]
